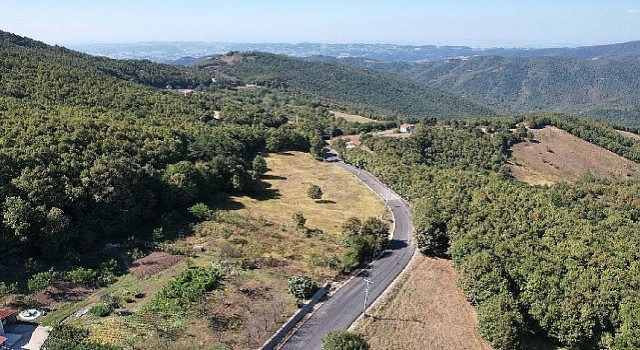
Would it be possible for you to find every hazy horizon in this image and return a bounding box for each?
[2,1,640,49]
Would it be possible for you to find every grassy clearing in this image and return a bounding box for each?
[509,126,640,185]
[355,255,493,350]
[39,151,388,350]
[331,110,378,123]
[231,152,388,233]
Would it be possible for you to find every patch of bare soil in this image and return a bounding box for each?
[356,255,492,350]
[510,126,640,185]
[616,129,640,140]
[32,282,96,310]
[129,252,183,279]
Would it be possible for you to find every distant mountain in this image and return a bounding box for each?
[324,55,640,127]
[70,40,640,64]
[197,52,495,120]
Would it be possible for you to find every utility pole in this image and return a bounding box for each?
[363,278,373,317]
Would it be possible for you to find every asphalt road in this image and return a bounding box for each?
[279,161,415,350]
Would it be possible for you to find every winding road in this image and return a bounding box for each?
[279,161,415,349]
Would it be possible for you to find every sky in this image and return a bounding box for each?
[1,1,640,47]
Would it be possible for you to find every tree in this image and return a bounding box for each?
[307,184,323,200]
[286,275,317,300]
[309,134,325,160]
[292,212,306,228]
[321,331,370,350]
[341,217,362,236]
[251,155,268,179]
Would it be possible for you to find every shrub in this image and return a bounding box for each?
[89,296,121,317]
[307,184,323,200]
[321,331,370,350]
[27,268,58,292]
[287,275,318,300]
[67,267,98,285]
[0,281,18,297]
[146,264,223,314]
[189,203,214,221]
[292,212,306,228]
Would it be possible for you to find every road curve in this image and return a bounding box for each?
[279,161,415,350]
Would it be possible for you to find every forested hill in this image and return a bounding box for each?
[325,55,640,128]
[196,52,496,120]
[0,31,311,260]
[0,30,211,89]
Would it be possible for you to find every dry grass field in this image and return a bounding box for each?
[231,151,388,233]
[38,151,389,350]
[355,255,493,350]
[331,110,378,123]
[509,126,640,185]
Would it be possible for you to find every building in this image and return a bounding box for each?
[399,123,415,133]
[178,89,194,97]
[345,139,361,149]
[0,310,17,337]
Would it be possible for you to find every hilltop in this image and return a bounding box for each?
[197,51,496,120]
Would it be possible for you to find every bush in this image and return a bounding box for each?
[67,267,99,285]
[27,268,58,292]
[321,331,370,350]
[287,275,318,300]
[189,203,214,221]
[146,264,223,314]
[0,281,18,297]
[292,212,306,228]
[307,184,323,200]
[89,296,120,317]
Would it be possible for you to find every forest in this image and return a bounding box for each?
[339,115,640,349]
[0,31,355,266]
[329,55,640,128]
[196,51,495,121]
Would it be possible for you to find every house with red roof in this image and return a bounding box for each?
[0,310,17,346]
[399,123,415,133]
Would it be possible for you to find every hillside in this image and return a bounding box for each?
[510,126,640,185]
[339,115,640,349]
[196,52,496,120]
[329,55,640,127]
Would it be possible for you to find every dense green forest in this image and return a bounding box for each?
[339,115,640,349]
[0,31,338,264]
[196,52,496,121]
[326,55,640,128]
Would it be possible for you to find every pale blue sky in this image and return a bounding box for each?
[1,1,640,47]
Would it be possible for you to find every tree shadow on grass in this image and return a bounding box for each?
[262,174,287,180]
[315,199,336,204]
[209,195,246,211]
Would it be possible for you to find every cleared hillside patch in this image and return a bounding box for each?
[616,129,640,140]
[331,110,378,123]
[509,126,640,185]
[355,255,493,350]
